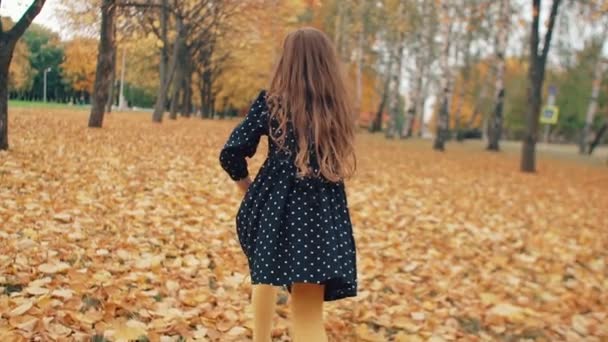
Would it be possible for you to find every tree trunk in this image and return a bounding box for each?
[433,89,450,151]
[198,74,207,119]
[370,54,393,133]
[588,120,607,155]
[487,89,505,150]
[152,0,170,123]
[181,60,193,117]
[387,42,404,139]
[433,3,452,151]
[202,67,213,118]
[416,70,430,137]
[579,56,607,153]
[105,24,118,113]
[453,84,465,141]
[404,71,422,138]
[169,22,187,120]
[169,87,181,119]
[521,0,561,172]
[403,43,423,138]
[88,0,117,128]
[0,47,12,150]
[467,73,489,129]
[334,4,345,58]
[403,77,419,138]
[487,0,509,151]
[355,27,363,120]
[522,53,542,172]
[452,47,465,142]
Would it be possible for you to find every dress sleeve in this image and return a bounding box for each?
[219,90,269,181]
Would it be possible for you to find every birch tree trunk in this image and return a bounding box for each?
[386,41,404,139]
[487,0,509,151]
[579,25,608,154]
[371,55,393,132]
[433,4,452,151]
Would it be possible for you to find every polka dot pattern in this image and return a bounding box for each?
[219,90,357,301]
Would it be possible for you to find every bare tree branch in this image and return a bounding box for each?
[117,1,163,9]
[541,0,562,63]
[7,0,46,40]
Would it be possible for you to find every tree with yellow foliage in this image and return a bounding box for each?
[8,41,34,93]
[61,38,98,94]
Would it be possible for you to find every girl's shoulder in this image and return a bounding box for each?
[249,90,270,117]
[254,90,268,106]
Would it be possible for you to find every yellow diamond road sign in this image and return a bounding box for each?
[540,105,559,125]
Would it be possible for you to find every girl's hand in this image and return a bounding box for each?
[236,177,252,193]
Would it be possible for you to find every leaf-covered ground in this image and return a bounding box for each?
[1,109,607,341]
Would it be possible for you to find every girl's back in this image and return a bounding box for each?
[219,26,357,342]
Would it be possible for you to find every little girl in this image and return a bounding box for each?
[219,27,357,342]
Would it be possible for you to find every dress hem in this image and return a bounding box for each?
[250,279,357,302]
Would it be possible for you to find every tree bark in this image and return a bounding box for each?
[169,25,187,120]
[88,0,117,128]
[355,27,363,121]
[387,42,404,139]
[403,40,423,139]
[588,120,606,155]
[487,0,509,151]
[433,89,450,151]
[181,58,193,117]
[433,3,452,151]
[0,49,11,150]
[521,0,561,172]
[580,63,605,153]
[105,47,117,113]
[371,59,392,133]
[579,38,607,153]
[105,23,118,113]
[334,3,345,58]
[467,71,490,129]
[201,66,213,118]
[152,0,170,123]
[452,44,465,141]
[403,71,421,138]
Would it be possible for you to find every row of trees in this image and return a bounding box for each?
[316,0,607,170]
[72,0,304,126]
[4,19,104,105]
[1,0,607,172]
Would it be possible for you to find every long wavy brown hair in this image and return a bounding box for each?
[267,27,356,182]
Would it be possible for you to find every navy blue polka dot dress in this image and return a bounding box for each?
[219,90,357,301]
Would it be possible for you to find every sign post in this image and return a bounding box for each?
[541,86,559,143]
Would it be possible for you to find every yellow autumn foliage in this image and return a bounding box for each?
[61,37,98,93]
[213,0,306,111]
[8,41,34,92]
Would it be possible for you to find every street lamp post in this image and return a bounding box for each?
[43,67,51,103]
[118,48,127,110]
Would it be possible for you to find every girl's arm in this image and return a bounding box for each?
[219,91,268,184]
[236,176,252,193]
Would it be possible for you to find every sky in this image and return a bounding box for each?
[0,0,63,35]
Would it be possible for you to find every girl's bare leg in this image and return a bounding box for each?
[252,284,277,342]
[291,283,327,342]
